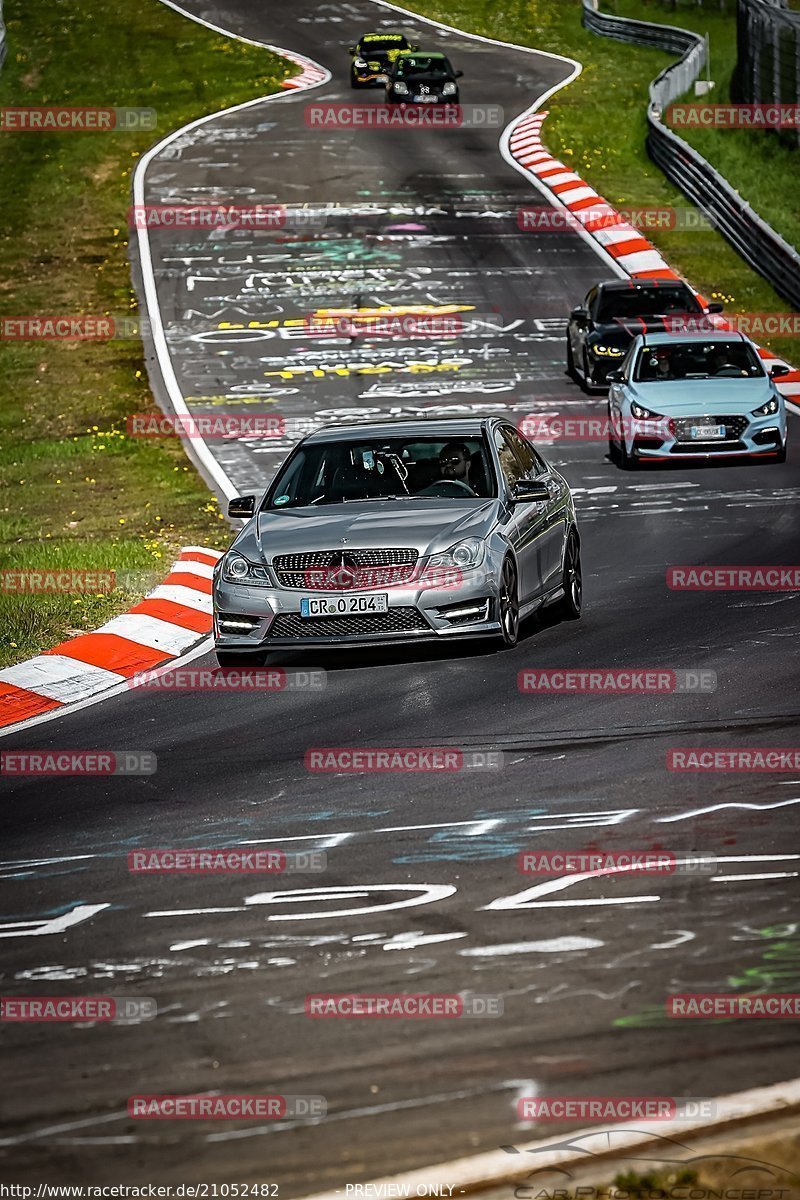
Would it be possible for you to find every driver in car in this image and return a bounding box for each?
[437,442,475,492]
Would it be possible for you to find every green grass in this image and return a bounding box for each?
[0,0,294,668]
[399,0,799,362]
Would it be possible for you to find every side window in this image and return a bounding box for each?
[503,428,542,478]
[494,428,525,489]
[585,286,598,317]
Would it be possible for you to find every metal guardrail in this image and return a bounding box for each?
[582,0,800,310]
[0,0,7,76]
[735,0,800,140]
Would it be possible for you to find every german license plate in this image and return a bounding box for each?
[690,424,726,440]
[415,94,438,103]
[300,594,389,617]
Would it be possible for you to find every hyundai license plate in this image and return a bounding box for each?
[301,594,389,617]
[690,424,726,440]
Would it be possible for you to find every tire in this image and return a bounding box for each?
[566,336,576,380]
[608,437,622,467]
[582,350,595,393]
[496,556,520,648]
[551,533,583,621]
[619,437,639,471]
[775,443,787,464]
[216,649,267,667]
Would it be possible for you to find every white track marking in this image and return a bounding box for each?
[657,798,800,822]
[0,904,110,939]
[460,937,603,956]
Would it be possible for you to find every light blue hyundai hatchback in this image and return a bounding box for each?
[607,331,789,468]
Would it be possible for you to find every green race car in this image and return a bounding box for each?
[348,32,418,88]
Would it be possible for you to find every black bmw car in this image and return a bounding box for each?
[566,278,723,391]
[385,52,463,104]
[348,32,417,88]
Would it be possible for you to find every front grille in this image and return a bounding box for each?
[672,414,749,444]
[273,548,418,590]
[268,607,430,639]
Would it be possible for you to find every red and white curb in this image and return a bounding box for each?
[280,50,329,89]
[507,109,800,407]
[0,548,221,730]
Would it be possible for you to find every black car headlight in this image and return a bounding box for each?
[753,397,781,417]
[392,80,409,95]
[590,343,625,358]
[221,553,273,586]
[630,401,662,421]
[353,57,368,68]
[441,81,457,96]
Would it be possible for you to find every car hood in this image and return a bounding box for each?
[627,378,777,415]
[402,74,453,88]
[232,499,499,563]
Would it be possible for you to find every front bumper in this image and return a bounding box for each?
[619,409,787,461]
[213,569,502,650]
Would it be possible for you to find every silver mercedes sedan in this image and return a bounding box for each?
[212,417,582,663]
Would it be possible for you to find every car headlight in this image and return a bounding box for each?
[590,344,625,357]
[442,81,457,96]
[754,397,780,416]
[630,401,662,420]
[354,57,368,68]
[221,553,273,586]
[428,538,485,571]
[392,80,409,94]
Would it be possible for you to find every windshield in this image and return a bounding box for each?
[596,286,702,323]
[395,56,451,77]
[359,36,408,52]
[633,341,765,382]
[266,437,495,509]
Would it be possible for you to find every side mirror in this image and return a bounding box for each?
[606,368,623,383]
[706,301,724,314]
[769,362,790,378]
[228,495,256,519]
[512,479,550,503]
[455,69,464,78]
[348,45,356,54]
[570,306,588,321]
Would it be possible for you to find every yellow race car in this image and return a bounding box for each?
[348,32,418,88]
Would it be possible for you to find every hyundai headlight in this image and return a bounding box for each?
[630,401,661,420]
[221,553,273,586]
[442,81,457,96]
[591,344,625,357]
[393,80,409,95]
[354,57,368,68]
[428,538,485,571]
[754,397,780,416]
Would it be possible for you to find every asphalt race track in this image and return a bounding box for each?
[1,0,799,1191]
